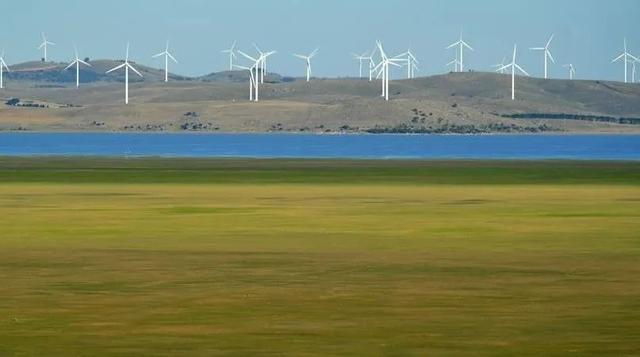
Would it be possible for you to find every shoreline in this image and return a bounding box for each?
[2,130,640,136]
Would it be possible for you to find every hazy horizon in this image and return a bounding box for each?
[2,0,639,81]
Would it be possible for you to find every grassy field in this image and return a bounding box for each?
[0,158,639,356]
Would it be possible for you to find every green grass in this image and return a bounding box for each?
[0,158,639,356]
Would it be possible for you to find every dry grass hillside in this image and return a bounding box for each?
[1,62,639,133]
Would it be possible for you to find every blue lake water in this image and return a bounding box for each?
[0,133,638,160]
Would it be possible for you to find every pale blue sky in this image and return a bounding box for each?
[1,0,638,81]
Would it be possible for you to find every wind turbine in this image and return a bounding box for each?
[446,30,473,72]
[64,46,92,88]
[372,41,403,101]
[236,50,275,102]
[612,38,638,83]
[253,44,276,84]
[234,63,257,101]
[394,49,419,79]
[497,45,530,100]
[360,49,377,81]
[106,43,143,105]
[293,49,318,82]
[38,33,55,62]
[492,58,507,74]
[530,34,556,79]
[221,41,237,71]
[152,41,178,83]
[352,52,369,79]
[563,64,576,80]
[0,50,9,89]
[633,59,638,83]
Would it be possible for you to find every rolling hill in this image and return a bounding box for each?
[1,60,639,133]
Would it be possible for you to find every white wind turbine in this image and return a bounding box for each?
[563,64,576,80]
[372,41,403,101]
[492,58,507,74]
[152,41,178,83]
[253,44,276,84]
[293,49,318,82]
[221,41,237,71]
[236,50,275,102]
[497,44,530,100]
[362,49,377,81]
[446,30,473,72]
[530,34,556,79]
[0,50,9,89]
[106,43,143,105]
[352,52,369,79]
[394,49,419,79]
[611,38,638,83]
[353,50,378,80]
[38,33,55,62]
[64,46,92,88]
[234,62,257,101]
[633,59,638,83]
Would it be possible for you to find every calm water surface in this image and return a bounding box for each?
[0,133,638,160]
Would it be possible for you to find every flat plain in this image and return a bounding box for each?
[0,158,639,355]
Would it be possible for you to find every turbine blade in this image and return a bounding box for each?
[152,52,165,58]
[78,59,91,67]
[64,61,76,70]
[547,50,556,64]
[168,52,178,63]
[546,34,555,48]
[106,63,127,74]
[515,63,529,76]
[128,64,143,77]
[238,50,257,62]
[611,53,625,63]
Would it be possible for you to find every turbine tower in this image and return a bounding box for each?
[64,46,92,88]
[106,43,143,105]
[152,41,178,83]
[446,30,473,72]
[611,38,638,83]
[38,33,55,62]
[372,41,403,101]
[497,45,530,100]
[293,49,318,82]
[530,34,556,79]
[221,41,237,71]
[0,50,9,89]
[394,49,419,79]
[563,64,576,80]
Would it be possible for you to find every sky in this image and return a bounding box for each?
[1,0,639,81]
